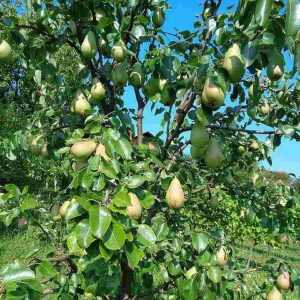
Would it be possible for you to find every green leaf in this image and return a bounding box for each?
[137,224,157,247]
[67,233,86,256]
[65,200,84,220]
[103,223,126,250]
[36,261,58,281]
[112,189,131,207]
[151,215,169,241]
[207,266,222,283]
[4,184,20,198]
[92,175,106,192]
[196,250,212,267]
[0,261,35,283]
[140,190,155,209]
[20,195,38,211]
[89,206,112,239]
[74,219,95,249]
[177,277,199,300]
[192,233,209,253]
[99,160,119,179]
[115,138,133,160]
[126,175,146,189]
[125,243,145,269]
[81,170,94,189]
[99,241,114,261]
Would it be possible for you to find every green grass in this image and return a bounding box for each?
[0,225,54,268]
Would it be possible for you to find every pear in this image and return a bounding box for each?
[190,124,210,148]
[112,44,126,62]
[249,140,260,151]
[166,177,185,209]
[190,145,207,159]
[129,62,145,87]
[73,90,91,116]
[112,63,128,86]
[152,8,165,27]
[202,77,225,110]
[223,44,245,82]
[276,272,290,290]
[127,193,142,220]
[144,77,160,97]
[59,200,71,217]
[267,50,284,81]
[28,135,45,155]
[260,102,271,115]
[91,78,106,102]
[98,37,109,55]
[81,31,97,59]
[95,143,110,161]
[204,138,224,169]
[248,84,254,98]
[0,40,12,61]
[70,140,97,160]
[266,287,283,300]
[216,246,228,267]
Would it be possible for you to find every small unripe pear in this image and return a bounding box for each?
[190,145,207,159]
[81,31,97,59]
[95,143,110,161]
[0,40,12,61]
[73,91,91,116]
[152,8,165,27]
[127,193,142,220]
[202,78,225,110]
[59,200,71,217]
[112,45,126,62]
[266,287,283,300]
[70,140,97,160]
[91,78,106,102]
[204,138,224,169]
[267,51,284,81]
[129,62,145,87]
[223,44,245,82]
[166,177,185,209]
[216,246,228,267]
[112,63,128,86]
[250,140,260,151]
[276,272,290,290]
[260,102,271,115]
[190,124,210,148]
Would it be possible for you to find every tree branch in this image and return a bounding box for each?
[134,87,147,145]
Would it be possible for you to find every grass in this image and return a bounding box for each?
[0,225,54,268]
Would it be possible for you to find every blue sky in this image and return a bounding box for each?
[125,0,300,177]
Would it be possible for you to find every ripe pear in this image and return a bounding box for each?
[73,90,91,116]
[91,78,106,102]
[223,44,245,82]
[59,200,71,217]
[127,193,142,220]
[112,44,126,62]
[95,143,110,161]
[0,40,12,61]
[190,145,207,159]
[204,138,224,169]
[276,272,290,290]
[152,8,165,27]
[112,63,128,86]
[81,31,97,59]
[166,177,185,209]
[190,124,210,148]
[202,77,225,110]
[216,246,228,267]
[249,140,260,151]
[70,140,97,160]
[129,62,145,87]
[267,51,284,81]
[266,287,283,300]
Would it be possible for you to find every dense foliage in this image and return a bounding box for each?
[0,0,299,299]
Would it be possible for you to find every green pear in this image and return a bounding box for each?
[0,40,12,61]
[190,145,207,159]
[223,43,245,82]
[70,140,97,160]
[91,78,106,102]
[28,135,44,155]
[112,63,128,86]
[201,77,225,110]
[112,43,126,62]
[129,62,145,87]
[190,124,210,148]
[204,138,224,169]
[166,177,185,209]
[81,31,97,59]
[267,50,284,81]
[152,8,165,27]
[73,90,91,116]
[144,77,160,97]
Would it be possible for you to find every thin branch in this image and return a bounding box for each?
[134,87,147,145]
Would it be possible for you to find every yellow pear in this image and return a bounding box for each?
[127,193,142,220]
[190,123,210,148]
[276,272,290,290]
[81,31,97,59]
[204,138,224,169]
[0,40,12,61]
[202,77,225,110]
[166,177,185,209]
[266,287,283,300]
[70,140,97,160]
[216,246,228,267]
[59,200,71,217]
[91,78,106,102]
[249,140,260,151]
[112,45,126,62]
[73,90,91,116]
[95,143,110,161]
[223,43,245,82]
